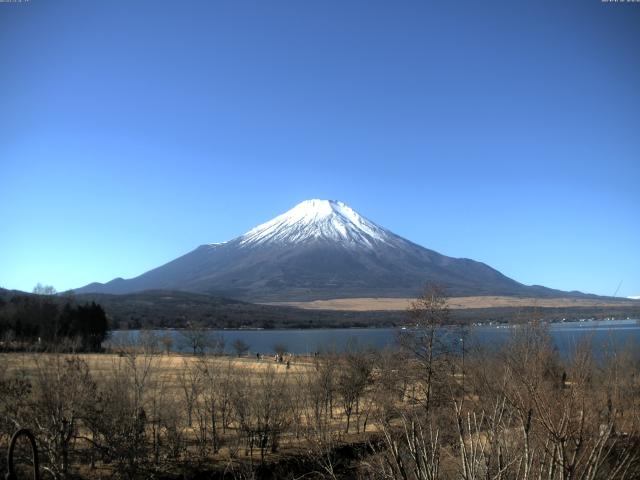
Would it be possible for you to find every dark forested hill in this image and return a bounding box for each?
[2,288,637,331]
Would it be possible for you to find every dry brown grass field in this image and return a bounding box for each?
[1,350,404,424]
[2,351,315,378]
[0,350,380,478]
[266,295,638,311]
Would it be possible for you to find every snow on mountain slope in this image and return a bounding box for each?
[75,198,588,301]
[239,199,395,249]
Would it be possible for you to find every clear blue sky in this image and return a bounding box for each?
[1,0,639,297]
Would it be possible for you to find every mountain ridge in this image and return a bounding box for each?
[74,199,598,301]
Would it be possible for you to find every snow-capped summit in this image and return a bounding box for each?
[239,199,393,248]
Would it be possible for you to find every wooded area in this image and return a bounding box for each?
[0,292,109,352]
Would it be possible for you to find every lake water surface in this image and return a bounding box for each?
[110,319,640,358]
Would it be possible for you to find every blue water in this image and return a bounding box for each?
[467,319,640,359]
[109,319,640,358]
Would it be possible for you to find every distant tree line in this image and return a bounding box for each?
[54,290,640,331]
[0,286,109,351]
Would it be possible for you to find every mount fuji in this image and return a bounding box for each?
[75,199,577,301]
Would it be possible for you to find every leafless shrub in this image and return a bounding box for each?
[232,339,250,357]
[0,367,32,450]
[336,344,374,434]
[231,365,290,464]
[28,356,96,477]
[87,346,154,478]
[398,283,451,413]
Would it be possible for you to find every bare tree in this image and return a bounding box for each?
[87,342,155,478]
[211,332,226,356]
[159,333,173,355]
[232,339,250,357]
[373,409,442,480]
[336,345,373,433]
[398,283,450,413]
[231,366,290,463]
[32,283,57,296]
[218,359,235,435]
[195,356,224,454]
[0,367,32,446]
[178,359,202,429]
[179,324,211,355]
[311,349,338,423]
[27,355,95,477]
[157,395,186,462]
[138,329,160,355]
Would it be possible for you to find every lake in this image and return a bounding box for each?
[109,319,640,358]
